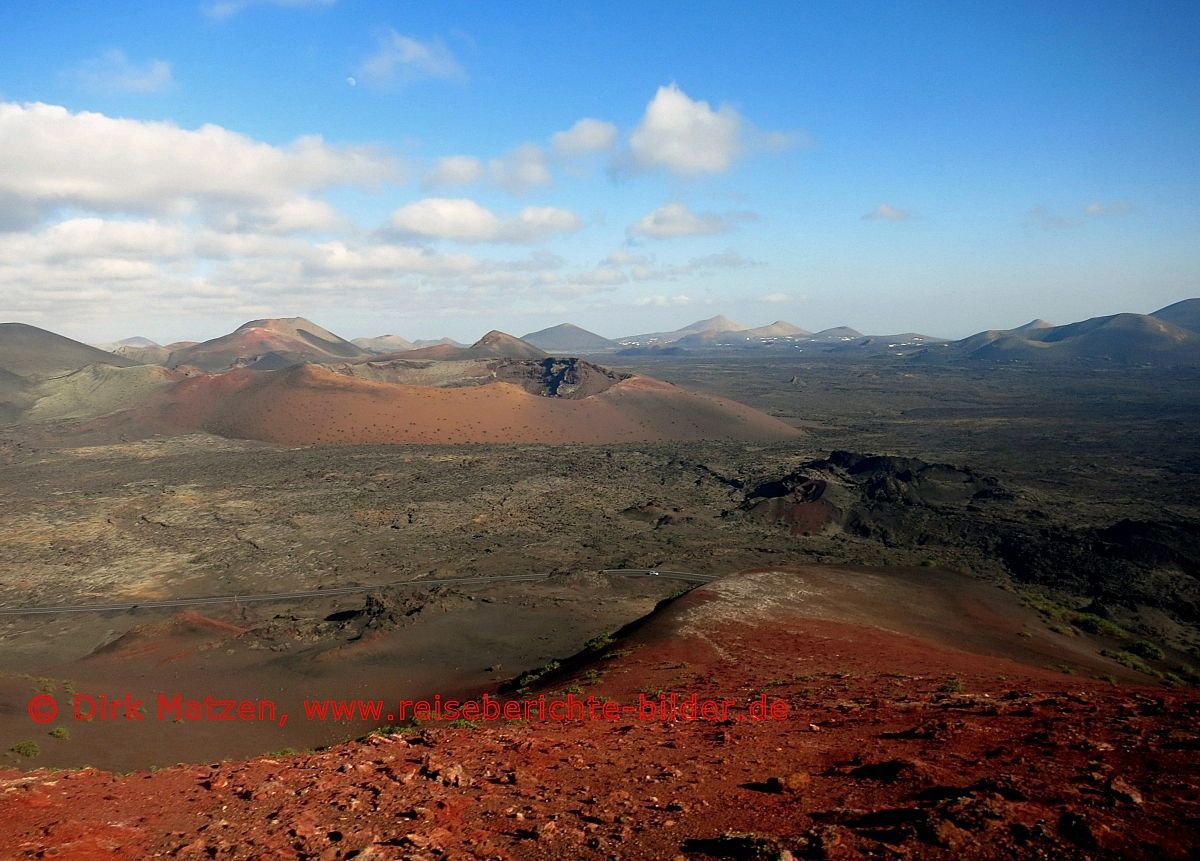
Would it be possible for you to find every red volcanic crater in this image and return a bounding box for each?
[98,362,800,446]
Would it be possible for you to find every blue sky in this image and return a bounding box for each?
[0,0,1197,343]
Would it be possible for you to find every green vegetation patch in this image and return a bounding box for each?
[9,741,40,758]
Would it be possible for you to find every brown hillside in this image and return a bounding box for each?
[2,566,1196,859]
[400,331,549,361]
[167,317,366,372]
[0,322,136,380]
[101,363,798,445]
[201,365,798,445]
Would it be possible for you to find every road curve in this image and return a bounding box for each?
[0,569,715,616]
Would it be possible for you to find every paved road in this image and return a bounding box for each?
[0,569,715,616]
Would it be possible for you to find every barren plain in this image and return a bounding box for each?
[2,354,1198,778]
[1,346,1199,859]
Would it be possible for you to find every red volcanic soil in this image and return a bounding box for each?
[392,342,463,360]
[400,331,548,361]
[2,567,1197,859]
[166,318,366,372]
[108,364,800,445]
[84,366,259,437]
[87,611,249,662]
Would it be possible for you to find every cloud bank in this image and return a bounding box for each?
[388,198,581,243]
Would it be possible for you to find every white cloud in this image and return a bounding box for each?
[627,84,742,175]
[759,292,789,303]
[264,197,346,233]
[616,83,795,177]
[193,229,309,260]
[689,249,757,270]
[0,102,536,329]
[423,118,617,194]
[0,210,751,335]
[604,248,653,267]
[302,240,477,277]
[425,121,617,193]
[603,247,756,282]
[217,197,347,234]
[1084,200,1134,217]
[388,200,492,242]
[423,155,484,189]
[359,30,465,87]
[419,89,784,196]
[203,0,335,21]
[71,49,174,94]
[863,203,911,222]
[489,250,564,272]
[634,294,692,307]
[489,144,552,193]
[569,268,627,286]
[0,218,192,263]
[0,215,536,327]
[0,102,399,227]
[0,220,238,324]
[389,198,496,242]
[551,118,618,158]
[627,202,738,240]
[0,95,784,335]
[388,198,581,243]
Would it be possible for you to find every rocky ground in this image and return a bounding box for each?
[604,356,1200,527]
[2,357,1199,771]
[0,356,1197,856]
[2,569,1197,860]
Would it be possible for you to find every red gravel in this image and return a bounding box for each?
[2,572,1198,860]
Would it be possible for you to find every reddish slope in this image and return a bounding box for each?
[1,566,1196,859]
[167,318,366,372]
[387,341,463,360]
[400,330,549,361]
[115,363,800,445]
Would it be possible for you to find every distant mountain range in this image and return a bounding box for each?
[352,316,852,356]
[402,330,549,361]
[352,334,415,353]
[0,319,797,447]
[611,317,936,356]
[3,299,1198,447]
[930,299,1200,365]
[25,295,1200,376]
[618,315,747,347]
[522,317,873,354]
